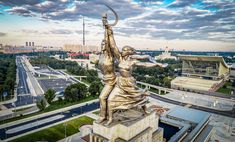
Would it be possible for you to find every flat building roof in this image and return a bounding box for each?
[166,107,210,124]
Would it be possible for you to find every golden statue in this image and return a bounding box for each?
[97,5,167,125]
[96,13,117,123]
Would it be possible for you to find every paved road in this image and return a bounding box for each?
[0,102,99,140]
[4,57,41,108]
[17,57,30,95]
[174,89,235,100]
[150,93,235,118]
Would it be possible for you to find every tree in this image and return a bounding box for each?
[0,57,16,100]
[64,83,87,102]
[89,81,102,96]
[44,89,56,104]
[232,81,235,87]
[36,99,47,111]
[163,77,172,88]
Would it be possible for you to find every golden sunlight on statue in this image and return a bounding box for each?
[96,5,168,126]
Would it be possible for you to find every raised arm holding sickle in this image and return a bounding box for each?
[95,12,116,124]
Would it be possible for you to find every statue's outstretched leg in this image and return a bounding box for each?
[96,85,114,123]
[96,96,107,123]
[104,111,113,126]
[104,101,113,126]
[142,105,150,115]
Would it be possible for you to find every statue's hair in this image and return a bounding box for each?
[102,13,107,18]
[122,46,135,56]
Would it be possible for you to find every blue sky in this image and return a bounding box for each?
[0,0,234,51]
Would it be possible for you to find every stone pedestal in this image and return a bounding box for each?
[90,112,163,142]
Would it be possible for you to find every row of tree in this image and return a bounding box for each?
[133,59,182,88]
[66,66,100,83]
[0,57,16,101]
[0,51,67,59]
[30,56,77,69]
[37,81,103,111]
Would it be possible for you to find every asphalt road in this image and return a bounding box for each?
[4,57,41,108]
[150,93,235,118]
[0,101,99,140]
[17,57,30,95]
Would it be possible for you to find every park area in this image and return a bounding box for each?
[216,82,234,95]
[10,116,94,142]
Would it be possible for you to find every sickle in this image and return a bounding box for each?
[104,4,119,26]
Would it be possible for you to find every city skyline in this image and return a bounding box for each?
[0,0,235,51]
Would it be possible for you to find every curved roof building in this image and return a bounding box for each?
[171,55,229,92]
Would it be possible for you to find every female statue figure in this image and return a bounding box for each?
[105,26,167,125]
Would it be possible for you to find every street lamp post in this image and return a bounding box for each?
[181,94,185,105]
[60,111,63,121]
[12,102,16,118]
[63,123,67,138]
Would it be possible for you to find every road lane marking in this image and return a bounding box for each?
[6,115,65,134]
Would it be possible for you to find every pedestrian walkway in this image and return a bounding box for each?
[164,91,234,111]
[86,111,99,120]
[58,132,85,142]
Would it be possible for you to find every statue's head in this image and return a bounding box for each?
[121,46,136,56]
[102,13,108,26]
[101,39,107,51]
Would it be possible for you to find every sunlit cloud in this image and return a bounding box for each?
[0,0,234,51]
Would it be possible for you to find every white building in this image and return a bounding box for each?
[155,46,177,60]
[63,44,99,53]
[230,63,235,79]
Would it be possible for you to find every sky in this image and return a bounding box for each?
[0,0,234,51]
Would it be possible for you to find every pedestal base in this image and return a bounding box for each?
[90,112,163,142]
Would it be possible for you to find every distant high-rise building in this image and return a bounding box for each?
[29,42,31,46]
[32,42,34,46]
[26,42,28,46]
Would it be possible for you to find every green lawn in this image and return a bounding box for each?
[92,110,100,115]
[217,87,231,94]
[1,95,98,125]
[10,116,94,142]
[216,82,232,95]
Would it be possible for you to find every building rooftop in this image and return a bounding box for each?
[160,107,213,142]
[177,55,229,68]
[171,76,223,91]
[166,106,210,124]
